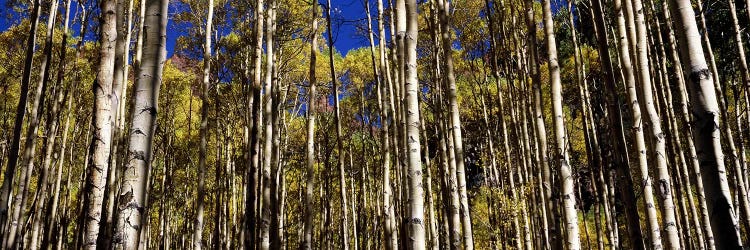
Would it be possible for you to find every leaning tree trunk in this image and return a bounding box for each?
[0,0,40,244]
[542,0,581,247]
[668,0,743,247]
[112,0,168,246]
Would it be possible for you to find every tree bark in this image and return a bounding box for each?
[668,0,743,247]
[302,2,317,248]
[542,0,581,247]
[82,0,118,246]
[112,0,167,245]
[194,0,214,248]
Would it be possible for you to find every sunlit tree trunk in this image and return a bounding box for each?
[436,0,473,248]
[112,0,167,246]
[628,0,681,246]
[402,0,425,248]
[302,2,317,248]
[540,0,580,247]
[194,0,214,248]
[82,0,118,246]
[613,0,662,246]
[260,0,276,247]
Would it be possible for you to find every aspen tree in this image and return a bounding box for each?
[613,0,662,246]
[542,0,581,247]
[302,1,318,249]
[668,0,743,247]
[436,0,474,247]
[194,0,214,248]
[82,0,118,246]
[112,0,168,245]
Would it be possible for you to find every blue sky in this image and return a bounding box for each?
[1,0,376,57]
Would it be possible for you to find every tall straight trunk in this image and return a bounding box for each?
[194,1,214,248]
[402,0,425,248]
[362,11,380,250]
[668,0,743,247]
[589,0,645,247]
[112,0,167,246]
[0,0,40,237]
[376,0,398,248]
[83,0,118,246]
[613,0,663,246]
[260,0,276,247]
[103,0,129,241]
[523,0,554,247]
[302,2,317,248]
[244,0,264,246]
[542,0,580,247]
[323,0,350,248]
[629,0,681,246]
[436,0,473,248]
[268,4,282,250]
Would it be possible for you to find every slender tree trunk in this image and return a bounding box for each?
[302,2,317,248]
[628,0,681,246]
[436,0,473,248]
[613,0,662,246]
[194,1,214,248]
[323,1,350,248]
[244,0,264,247]
[542,0,581,247]
[260,0,276,247]
[590,0,645,247]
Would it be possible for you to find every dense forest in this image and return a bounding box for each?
[1,0,750,248]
